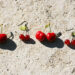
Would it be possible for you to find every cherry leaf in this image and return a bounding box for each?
[72,32,75,37]
[45,23,50,28]
[20,26,27,31]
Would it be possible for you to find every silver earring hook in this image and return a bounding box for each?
[18,21,29,33]
[8,32,14,39]
[18,21,28,26]
[66,28,74,31]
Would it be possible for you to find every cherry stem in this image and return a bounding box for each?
[49,23,51,33]
[0,24,3,33]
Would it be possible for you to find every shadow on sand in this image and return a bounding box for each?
[41,38,64,48]
[23,38,36,44]
[0,39,17,51]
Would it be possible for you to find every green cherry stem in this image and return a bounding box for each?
[48,23,51,33]
[44,22,51,33]
[0,24,3,33]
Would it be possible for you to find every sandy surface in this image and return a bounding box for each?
[0,0,75,75]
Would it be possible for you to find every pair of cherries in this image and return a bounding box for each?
[19,34,30,41]
[35,31,56,42]
[65,39,75,46]
[65,32,75,46]
[19,21,30,41]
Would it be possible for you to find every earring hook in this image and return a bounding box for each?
[18,21,29,32]
[66,28,74,31]
[8,32,14,39]
[18,21,28,26]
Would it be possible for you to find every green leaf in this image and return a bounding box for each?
[45,23,50,28]
[72,32,75,37]
[20,26,27,31]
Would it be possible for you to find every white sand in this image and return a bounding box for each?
[0,0,75,75]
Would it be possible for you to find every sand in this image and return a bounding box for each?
[0,0,75,75]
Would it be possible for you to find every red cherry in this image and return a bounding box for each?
[64,39,70,46]
[0,34,7,43]
[25,35,30,41]
[47,32,56,42]
[71,40,75,46]
[35,31,46,41]
[19,34,25,41]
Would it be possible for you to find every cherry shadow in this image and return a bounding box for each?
[68,45,75,50]
[0,39,17,51]
[23,38,36,44]
[41,38,64,48]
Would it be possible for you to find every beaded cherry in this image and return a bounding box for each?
[64,39,70,46]
[18,21,30,41]
[36,31,46,41]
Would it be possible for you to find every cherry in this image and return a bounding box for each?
[19,34,25,41]
[35,31,46,41]
[47,32,56,42]
[0,34,7,43]
[25,35,30,41]
[71,40,75,46]
[19,34,30,41]
[64,39,70,46]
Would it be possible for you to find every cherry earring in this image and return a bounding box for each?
[35,22,62,42]
[0,24,14,43]
[18,21,30,41]
[64,32,75,47]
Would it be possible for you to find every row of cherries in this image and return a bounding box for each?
[19,31,75,47]
[0,21,75,47]
[0,31,75,46]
